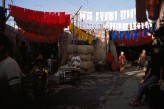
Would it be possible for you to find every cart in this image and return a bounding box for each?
[58,66,81,84]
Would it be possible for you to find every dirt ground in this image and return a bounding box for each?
[25,65,154,109]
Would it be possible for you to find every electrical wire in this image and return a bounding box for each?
[63,0,81,9]
[70,0,93,11]
[78,0,96,11]
[63,0,94,11]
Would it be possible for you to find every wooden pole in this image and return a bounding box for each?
[70,6,82,21]
[71,6,82,53]
[2,0,10,23]
[105,29,107,53]
[72,17,75,52]
[108,30,111,51]
[75,13,79,52]
[2,0,5,8]
[0,0,6,32]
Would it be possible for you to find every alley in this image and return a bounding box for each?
[102,68,150,109]
[1,1,164,109]
[29,65,151,109]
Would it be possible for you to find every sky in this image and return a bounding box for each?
[0,0,136,28]
[2,0,135,13]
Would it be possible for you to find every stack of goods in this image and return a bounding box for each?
[67,44,95,74]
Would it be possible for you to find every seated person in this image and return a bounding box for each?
[71,52,81,67]
[129,39,164,106]
[143,56,151,79]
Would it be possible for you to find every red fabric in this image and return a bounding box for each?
[111,60,117,71]
[148,0,161,20]
[18,29,59,43]
[24,9,33,22]
[106,52,113,63]
[9,5,19,17]
[122,33,126,45]
[53,12,59,25]
[35,11,44,23]
[114,31,152,47]
[10,5,70,43]
[58,12,65,26]
[136,0,147,22]
[65,14,70,27]
[138,29,143,38]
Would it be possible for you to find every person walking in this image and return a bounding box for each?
[138,49,147,70]
[47,54,53,74]
[119,51,127,72]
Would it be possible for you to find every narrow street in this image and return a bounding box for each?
[1,1,164,109]
[30,64,152,109]
[102,67,150,109]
